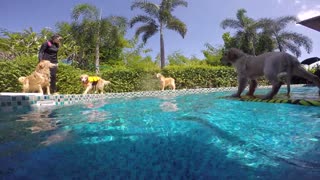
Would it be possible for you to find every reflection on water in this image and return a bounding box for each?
[83,100,112,123]
[159,95,179,112]
[41,130,71,146]
[160,101,179,112]
[18,107,60,134]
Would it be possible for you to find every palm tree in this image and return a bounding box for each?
[221,9,258,55]
[259,16,312,57]
[72,3,101,74]
[130,0,188,69]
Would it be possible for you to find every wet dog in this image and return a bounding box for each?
[220,48,320,99]
[80,74,111,94]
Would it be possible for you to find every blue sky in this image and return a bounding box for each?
[1,0,320,61]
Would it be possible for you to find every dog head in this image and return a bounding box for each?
[80,74,89,83]
[220,48,244,66]
[37,60,57,70]
[156,73,163,79]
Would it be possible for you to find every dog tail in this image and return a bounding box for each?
[18,77,26,83]
[104,80,111,86]
[18,77,29,91]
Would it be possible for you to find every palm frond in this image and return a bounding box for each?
[135,23,158,43]
[106,16,127,29]
[161,0,187,11]
[131,1,159,18]
[276,16,297,29]
[255,18,274,33]
[220,19,242,30]
[129,15,157,28]
[142,28,158,43]
[280,32,312,53]
[166,16,187,38]
[72,3,100,21]
[170,0,188,9]
[236,9,247,27]
[283,41,301,57]
[99,18,113,34]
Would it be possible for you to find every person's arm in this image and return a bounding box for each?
[38,42,48,62]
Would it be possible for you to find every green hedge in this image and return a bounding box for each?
[162,65,238,89]
[0,57,36,92]
[0,58,268,94]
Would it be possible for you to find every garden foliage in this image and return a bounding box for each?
[0,57,249,94]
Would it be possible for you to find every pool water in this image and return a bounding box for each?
[0,87,320,179]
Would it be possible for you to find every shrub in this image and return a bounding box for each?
[0,56,36,92]
[162,65,238,89]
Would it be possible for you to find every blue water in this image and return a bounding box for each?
[0,87,320,179]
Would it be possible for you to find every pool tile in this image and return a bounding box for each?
[0,85,308,113]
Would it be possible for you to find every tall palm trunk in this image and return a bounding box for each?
[251,36,256,55]
[95,39,100,74]
[160,25,165,69]
[275,35,283,52]
[95,20,101,74]
[247,35,256,55]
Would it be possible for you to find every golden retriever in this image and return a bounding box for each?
[156,73,176,91]
[80,74,111,94]
[220,48,320,99]
[18,60,57,95]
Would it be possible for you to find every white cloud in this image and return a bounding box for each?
[277,0,282,4]
[297,9,320,21]
[295,0,301,4]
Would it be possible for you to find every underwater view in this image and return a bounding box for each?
[0,87,320,179]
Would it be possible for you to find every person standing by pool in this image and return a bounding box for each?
[38,34,63,94]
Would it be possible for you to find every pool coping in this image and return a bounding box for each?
[0,84,311,113]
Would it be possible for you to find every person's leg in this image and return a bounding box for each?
[50,66,58,93]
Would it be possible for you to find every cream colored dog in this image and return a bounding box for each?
[220,48,320,99]
[18,60,57,95]
[156,73,176,91]
[80,74,111,94]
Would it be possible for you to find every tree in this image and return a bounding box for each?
[222,32,238,50]
[130,0,188,69]
[56,22,81,61]
[71,3,128,72]
[255,32,275,55]
[202,43,223,66]
[71,3,101,74]
[0,27,52,59]
[167,50,189,65]
[99,16,128,66]
[221,9,258,55]
[259,16,312,57]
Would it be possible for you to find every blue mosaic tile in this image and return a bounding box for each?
[0,85,306,113]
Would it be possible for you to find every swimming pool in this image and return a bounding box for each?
[0,86,319,179]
